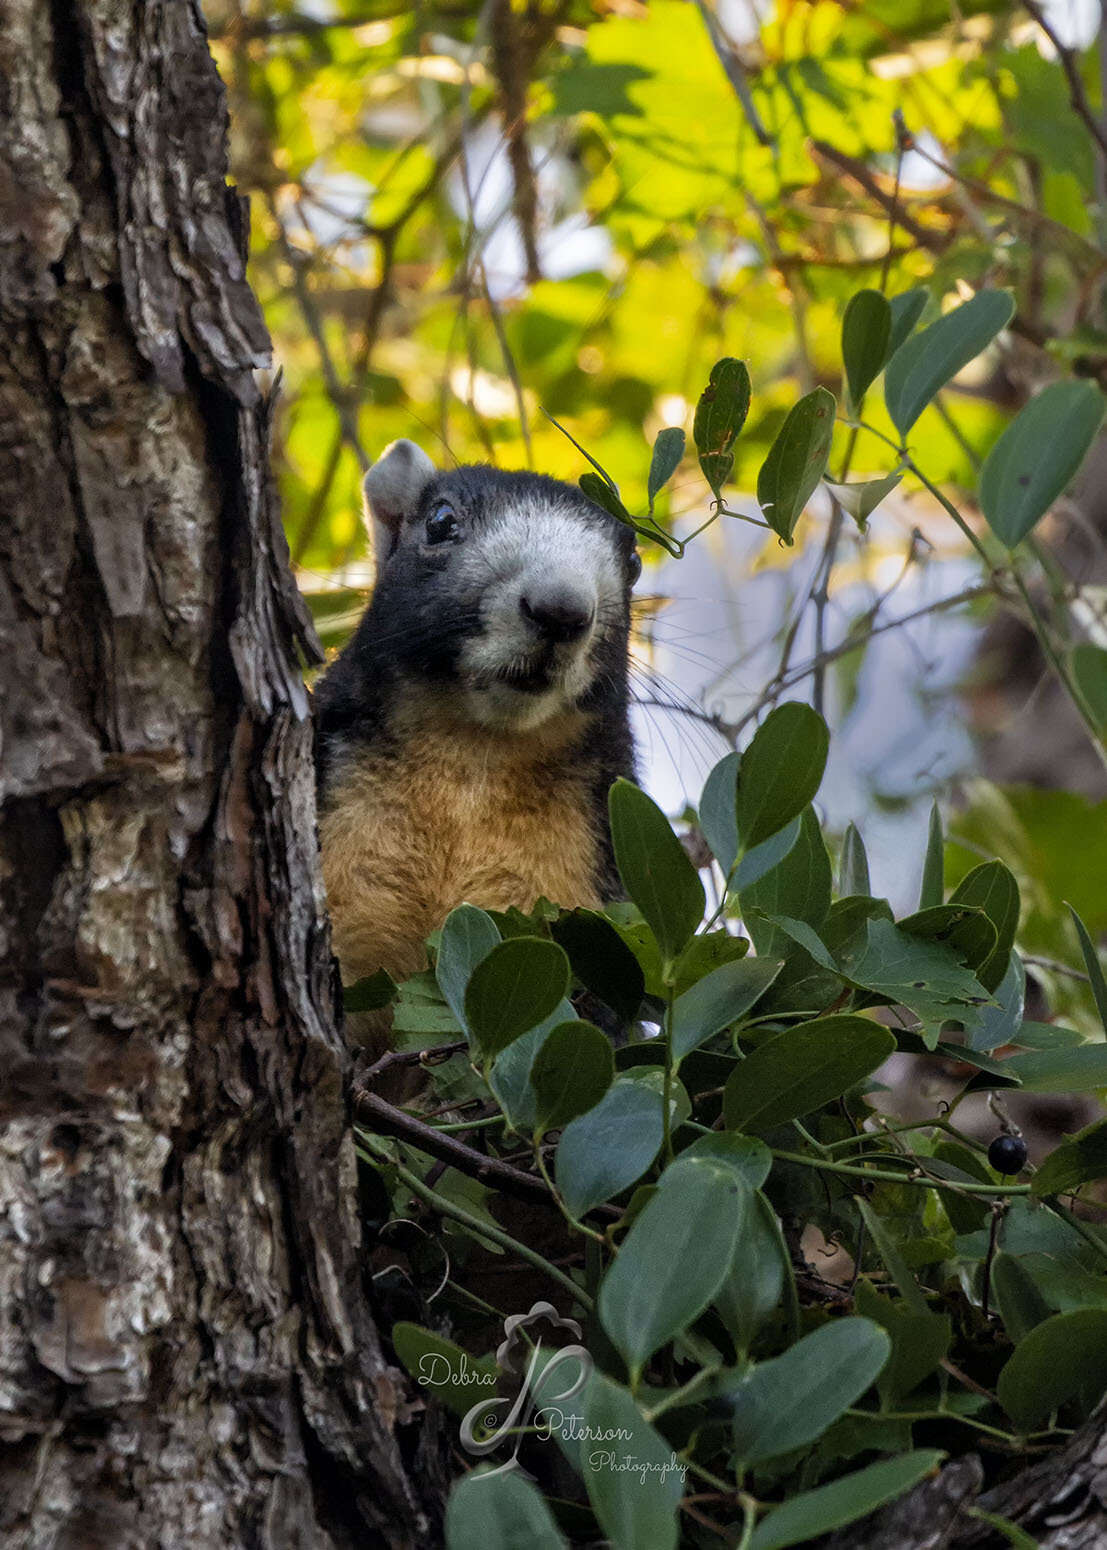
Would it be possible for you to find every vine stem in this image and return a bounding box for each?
[533,1141,605,1244]
[770,1147,1031,1198]
[358,1135,595,1312]
[662,984,677,1163]
[1010,567,1107,774]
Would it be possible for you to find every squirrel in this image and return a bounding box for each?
[314,439,640,1005]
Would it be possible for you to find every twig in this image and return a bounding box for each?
[353,1089,560,1206]
[1023,1,1107,162]
[268,193,370,472]
[694,0,773,146]
[808,139,946,249]
[721,584,990,740]
[489,0,543,282]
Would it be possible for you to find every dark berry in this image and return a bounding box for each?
[988,1134,1027,1175]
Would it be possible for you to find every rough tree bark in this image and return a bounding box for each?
[0,3,443,1544]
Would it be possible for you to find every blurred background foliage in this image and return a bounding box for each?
[207,0,1107,1041]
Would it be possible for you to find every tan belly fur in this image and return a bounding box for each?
[319,705,602,986]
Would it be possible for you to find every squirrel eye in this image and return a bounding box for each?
[425,501,459,544]
[628,551,642,585]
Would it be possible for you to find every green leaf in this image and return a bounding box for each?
[842,288,892,414]
[580,470,634,526]
[824,470,903,530]
[996,1042,1107,1094]
[740,807,832,960]
[648,425,686,509]
[886,287,929,358]
[393,1323,498,1421]
[598,1157,746,1379]
[839,917,992,1048]
[757,386,837,542]
[464,938,570,1061]
[671,928,749,994]
[700,752,803,885]
[551,908,645,1024]
[699,752,741,874]
[446,1472,567,1550]
[884,289,1015,437]
[531,1020,614,1136]
[726,1318,891,1464]
[343,968,397,1013]
[948,862,1020,992]
[694,357,752,499]
[437,905,502,1027]
[489,998,575,1131]
[715,1188,787,1350]
[979,380,1105,548]
[1071,642,1107,733]
[855,1282,951,1402]
[967,951,1025,1053]
[671,955,784,1061]
[919,801,945,909]
[556,1077,665,1217]
[997,1308,1107,1430]
[608,779,705,965]
[1067,903,1107,1035]
[581,1376,682,1550]
[838,823,871,897]
[749,1451,945,1550]
[723,1015,895,1132]
[897,903,997,978]
[1031,1115,1107,1197]
[991,1253,1053,1343]
[736,818,804,891]
[856,1199,929,1316]
[737,703,830,850]
[678,1132,773,1189]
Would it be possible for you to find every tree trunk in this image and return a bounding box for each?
[0,3,442,1543]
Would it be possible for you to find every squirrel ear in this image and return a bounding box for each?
[362,440,436,566]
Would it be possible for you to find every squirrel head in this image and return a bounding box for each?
[360,440,640,732]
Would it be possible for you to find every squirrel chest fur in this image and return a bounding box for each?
[314,441,639,991]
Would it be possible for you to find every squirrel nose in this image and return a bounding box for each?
[520,583,596,643]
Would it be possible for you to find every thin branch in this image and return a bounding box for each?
[488,0,543,282]
[808,139,946,249]
[694,0,773,146]
[268,193,370,472]
[1023,0,1107,161]
[354,1088,556,1206]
